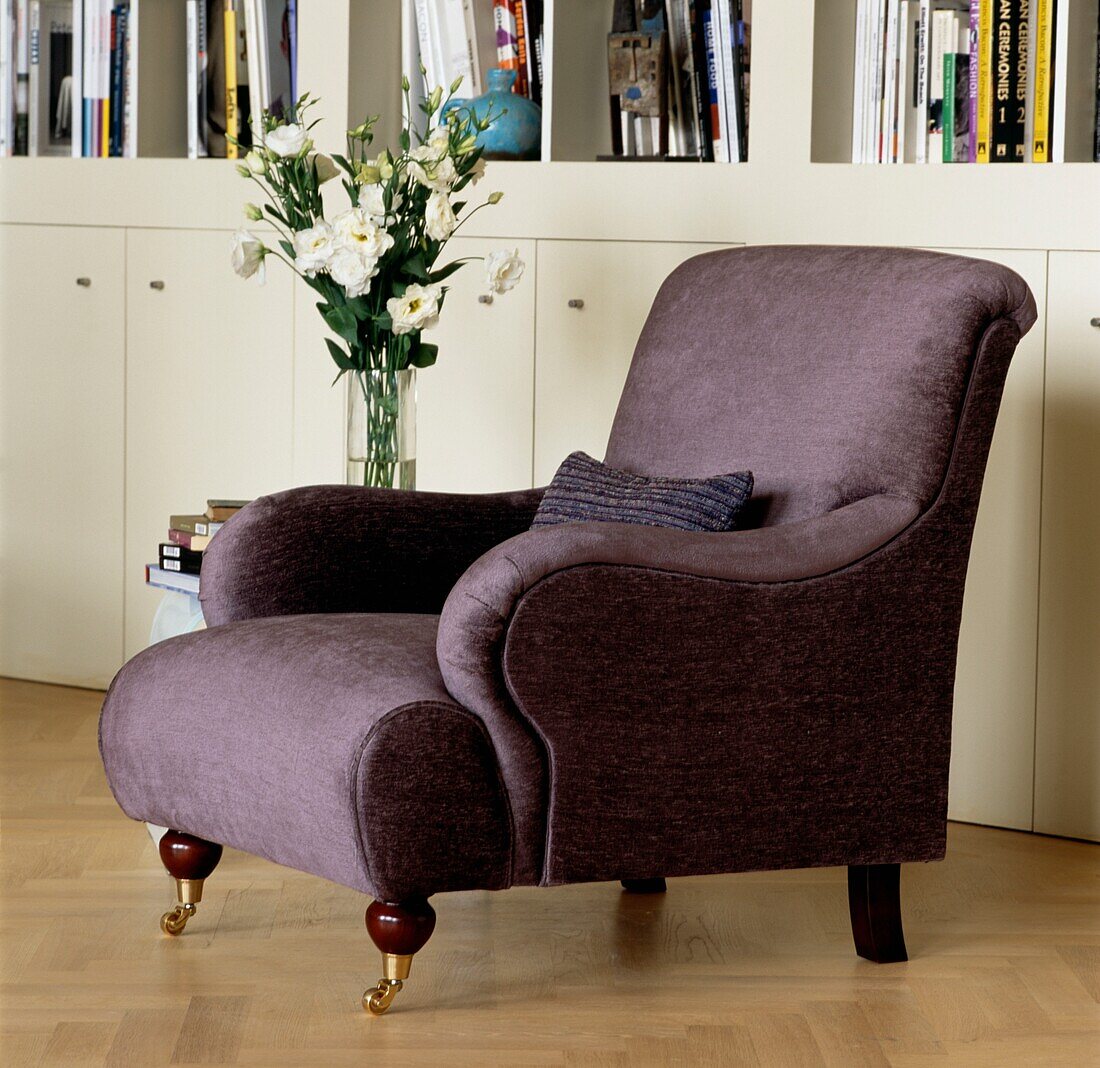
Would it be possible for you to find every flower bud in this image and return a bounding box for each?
[356,162,382,186]
[244,202,263,221]
[235,163,250,177]
[450,75,464,94]
[297,138,315,158]
[487,191,504,204]
[245,149,266,175]
[428,86,443,113]
[402,74,410,92]
[457,134,478,154]
[377,150,394,180]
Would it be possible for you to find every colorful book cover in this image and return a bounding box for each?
[968,1,979,161]
[224,1,238,158]
[990,0,1026,162]
[976,0,993,161]
[1032,0,1054,160]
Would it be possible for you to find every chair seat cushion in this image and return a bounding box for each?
[99,613,514,900]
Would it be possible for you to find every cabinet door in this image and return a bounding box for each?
[124,229,295,659]
[937,249,1047,831]
[416,238,536,492]
[0,225,125,687]
[1036,252,1100,841]
[534,241,728,484]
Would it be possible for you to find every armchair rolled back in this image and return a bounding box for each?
[605,246,1037,527]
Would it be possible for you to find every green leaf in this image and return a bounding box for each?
[400,128,410,151]
[410,341,439,368]
[429,259,471,283]
[380,392,399,416]
[346,296,372,321]
[324,305,359,343]
[325,338,357,370]
[375,311,394,331]
[402,253,429,281]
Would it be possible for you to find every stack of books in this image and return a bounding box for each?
[0,0,296,158]
[408,1,544,107]
[146,499,249,596]
[852,0,1100,164]
[186,0,296,160]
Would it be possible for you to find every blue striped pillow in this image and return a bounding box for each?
[532,452,753,533]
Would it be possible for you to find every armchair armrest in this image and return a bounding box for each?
[437,493,928,886]
[200,484,544,626]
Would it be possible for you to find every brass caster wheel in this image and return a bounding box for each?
[363,978,403,1015]
[160,903,196,936]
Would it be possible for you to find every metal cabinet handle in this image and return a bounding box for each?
[149,280,165,290]
[1091,317,1100,329]
[568,298,585,310]
[478,294,494,305]
[75,277,91,287]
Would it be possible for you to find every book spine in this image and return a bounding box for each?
[26,0,37,155]
[120,0,132,155]
[883,0,899,163]
[414,0,434,89]
[943,51,955,160]
[460,0,482,95]
[868,0,884,163]
[510,0,528,96]
[224,1,237,157]
[81,0,91,154]
[1031,0,1053,159]
[688,1,713,160]
[852,0,866,162]
[69,0,80,154]
[98,0,108,157]
[186,0,196,156]
[731,0,747,161]
[492,0,515,72]
[701,4,724,161]
[1094,1,1100,162]
[287,0,295,102]
[108,6,122,155]
[14,0,27,154]
[968,0,979,160]
[975,0,993,160]
[896,0,910,161]
[915,0,929,162]
[714,0,736,163]
[990,0,1025,162]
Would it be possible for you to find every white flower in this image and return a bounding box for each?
[292,220,336,277]
[387,283,442,335]
[484,248,525,294]
[328,247,378,298]
[428,125,452,154]
[424,190,457,241]
[407,143,457,192]
[358,182,388,222]
[244,149,266,175]
[332,207,395,263]
[311,152,339,184]
[230,229,266,282]
[265,122,308,158]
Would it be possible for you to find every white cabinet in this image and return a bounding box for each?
[123,230,295,658]
[533,240,728,484]
[0,226,126,688]
[1036,252,1100,841]
[943,249,1048,832]
[416,238,537,492]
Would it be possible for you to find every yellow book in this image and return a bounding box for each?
[1033,0,1054,161]
[975,0,993,162]
[224,3,239,160]
[101,100,109,158]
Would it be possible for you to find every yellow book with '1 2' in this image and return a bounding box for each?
[1032,0,1055,161]
[975,0,994,162]
[224,3,239,160]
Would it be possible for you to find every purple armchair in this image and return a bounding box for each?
[100,246,1036,1013]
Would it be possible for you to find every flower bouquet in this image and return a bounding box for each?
[231,81,525,488]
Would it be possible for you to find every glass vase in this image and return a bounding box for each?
[347,367,417,489]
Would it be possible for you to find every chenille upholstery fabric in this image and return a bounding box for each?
[99,613,512,901]
[100,245,1036,900]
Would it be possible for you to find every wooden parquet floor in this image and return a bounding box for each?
[2,677,1098,1067]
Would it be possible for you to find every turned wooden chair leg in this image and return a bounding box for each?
[158,829,223,936]
[363,898,437,1015]
[848,863,908,963]
[621,877,667,894]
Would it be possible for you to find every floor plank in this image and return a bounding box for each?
[2,677,1099,1067]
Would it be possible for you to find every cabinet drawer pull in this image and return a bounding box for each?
[1091,317,1100,329]
[149,280,165,290]
[478,294,494,305]
[75,277,91,287]
[568,298,585,310]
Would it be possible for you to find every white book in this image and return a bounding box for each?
[714,0,735,162]
[69,0,79,154]
[852,0,868,163]
[0,0,12,155]
[897,0,920,162]
[866,0,883,163]
[401,0,426,123]
[458,0,481,95]
[915,0,930,161]
[412,0,442,93]
[882,0,899,163]
[186,0,198,156]
[242,0,262,134]
[701,5,726,161]
[121,0,134,156]
[928,9,952,164]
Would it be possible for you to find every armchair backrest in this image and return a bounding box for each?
[605,246,1037,527]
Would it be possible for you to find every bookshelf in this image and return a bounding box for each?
[2,0,1100,845]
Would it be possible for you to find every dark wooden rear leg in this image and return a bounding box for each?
[158,829,223,935]
[621,878,667,894]
[363,898,437,1015]
[848,863,908,963]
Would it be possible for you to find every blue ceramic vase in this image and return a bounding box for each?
[448,68,541,161]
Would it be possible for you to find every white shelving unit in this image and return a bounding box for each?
[1,0,1099,843]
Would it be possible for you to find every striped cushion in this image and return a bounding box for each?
[532,452,753,533]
